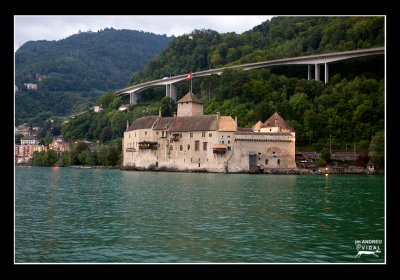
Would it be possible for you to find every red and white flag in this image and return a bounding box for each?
[185,71,193,80]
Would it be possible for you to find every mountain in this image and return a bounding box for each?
[15,28,173,123]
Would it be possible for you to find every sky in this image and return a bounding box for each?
[14,15,273,51]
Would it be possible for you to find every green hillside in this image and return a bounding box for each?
[61,16,384,156]
[129,16,384,84]
[15,28,173,123]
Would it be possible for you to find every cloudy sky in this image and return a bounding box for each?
[14,15,273,51]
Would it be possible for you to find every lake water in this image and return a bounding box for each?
[15,166,385,263]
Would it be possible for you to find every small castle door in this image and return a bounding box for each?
[249,154,257,172]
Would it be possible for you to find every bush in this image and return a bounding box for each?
[320,148,331,162]
[317,158,327,167]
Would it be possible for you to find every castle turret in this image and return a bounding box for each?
[176,92,203,117]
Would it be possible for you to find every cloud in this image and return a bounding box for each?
[14,15,273,51]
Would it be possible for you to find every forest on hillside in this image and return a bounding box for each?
[51,17,384,162]
[129,16,384,84]
[15,28,173,123]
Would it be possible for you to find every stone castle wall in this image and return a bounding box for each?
[123,129,296,172]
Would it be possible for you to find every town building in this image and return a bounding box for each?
[118,104,129,111]
[49,136,70,158]
[16,124,31,136]
[21,135,38,145]
[24,83,38,90]
[122,92,296,173]
[94,105,104,113]
[15,144,47,164]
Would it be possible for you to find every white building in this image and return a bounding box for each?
[118,104,129,111]
[20,135,38,145]
[24,83,38,90]
[94,105,104,113]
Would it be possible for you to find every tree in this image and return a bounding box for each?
[289,92,309,119]
[160,96,177,117]
[369,130,384,169]
[31,151,44,166]
[60,151,72,166]
[99,127,113,143]
[321,148,331,163]
[15,133,24,144]
[70,141,90,165]
[317,158,327,167]
[43,149,58,166]
[43,131,53,146]
[78,150,96,166]
[105,145,120,166]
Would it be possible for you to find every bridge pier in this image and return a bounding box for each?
[166,84,177,101]
[315,64,320,81]
[308,65,312,80]
[129,92,137,105]
[324,63,329,84]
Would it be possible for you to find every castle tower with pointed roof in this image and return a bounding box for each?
[177,92,203,117]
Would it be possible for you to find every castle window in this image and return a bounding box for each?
[265,159,269,165]
[145,131,147,136]
[270,129,272,131]
[209,133,212,137]
[190,133,193,138]
[277,159,281,165]
[195,141,200,151]
[228,146,231,151]
[221,140,224,144]
[203,142,208,151]
[156,131,159,135]
[228,135,230,138]
[228,140,230,144]
[202,132,205,137]
[187,144,190,150]
[180,145,183,151]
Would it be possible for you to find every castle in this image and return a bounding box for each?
[122,92,296,172]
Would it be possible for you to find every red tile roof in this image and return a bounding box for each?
[252,120,263,131]
[218,116,237,132]
[261,112,294,132]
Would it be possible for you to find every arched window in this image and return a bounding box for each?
[277,159,281,165]
[265,159,269,165]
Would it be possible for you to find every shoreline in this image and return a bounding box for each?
[15,164,384,175]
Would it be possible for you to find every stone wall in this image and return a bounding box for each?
[177,102,203,117]
[123,128,296,173]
